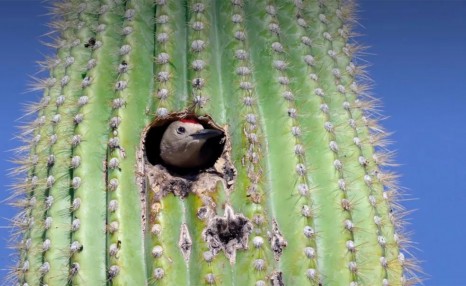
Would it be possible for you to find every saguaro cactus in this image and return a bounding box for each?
[10,0,419,285]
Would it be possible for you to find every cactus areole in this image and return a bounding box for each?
[10,0,419,285]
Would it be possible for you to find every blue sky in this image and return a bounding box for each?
[1,1,465,285]
[359,1,466,285]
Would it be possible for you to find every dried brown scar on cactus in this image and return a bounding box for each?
[202,204,253,264]
[178,223,193,262]
[269,219,288,261]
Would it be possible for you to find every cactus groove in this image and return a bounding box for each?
[10,0,420,285]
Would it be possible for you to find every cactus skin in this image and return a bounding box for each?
[9,0,420,285]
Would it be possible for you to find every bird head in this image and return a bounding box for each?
[160,119,223,168]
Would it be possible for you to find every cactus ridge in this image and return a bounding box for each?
[228,1,274,285]
[8,0,421,285]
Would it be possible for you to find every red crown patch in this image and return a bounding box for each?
[180,118,199,124]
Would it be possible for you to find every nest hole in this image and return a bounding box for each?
[143,113,226,175]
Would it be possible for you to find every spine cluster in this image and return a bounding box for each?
[153,0,174,116]
[188,1,210,110]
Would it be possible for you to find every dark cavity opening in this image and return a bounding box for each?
[215,215,248,244]
[202,206,253,260]
[143,113,225,174]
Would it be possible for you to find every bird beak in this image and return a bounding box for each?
[191,129,223,140]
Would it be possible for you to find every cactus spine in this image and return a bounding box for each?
[10,0,419,285]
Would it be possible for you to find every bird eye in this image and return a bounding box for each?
[177,126,186,134]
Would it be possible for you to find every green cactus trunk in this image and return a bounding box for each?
[10,0,419,285]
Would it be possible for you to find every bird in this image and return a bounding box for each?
[160,119,224,169]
